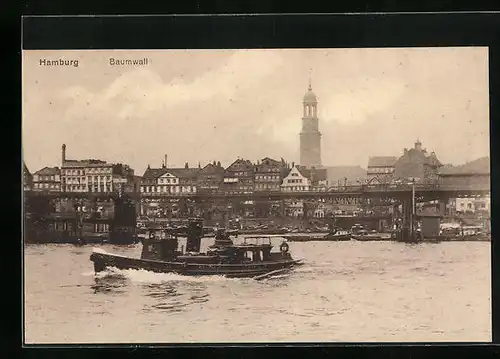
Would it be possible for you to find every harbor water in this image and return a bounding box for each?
[24,237,491,343]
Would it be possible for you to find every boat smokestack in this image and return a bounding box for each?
[185,218,203,252]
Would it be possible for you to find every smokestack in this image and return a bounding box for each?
[185,218,203,252]
[62,144,66,164]
[163,154,168,169]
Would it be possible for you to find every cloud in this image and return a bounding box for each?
[61,50,285,120]
[321,78,406,124]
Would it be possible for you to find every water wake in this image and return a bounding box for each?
[92,247,108,254]
[89,267,246,284]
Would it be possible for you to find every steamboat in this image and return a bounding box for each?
[90,218,303,279]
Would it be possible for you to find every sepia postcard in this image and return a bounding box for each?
[23,47,491,344]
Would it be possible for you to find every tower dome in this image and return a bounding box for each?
[303,84,318,104]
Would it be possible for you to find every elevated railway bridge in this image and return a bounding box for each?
[24,182,490,203]
[25,181,489,222]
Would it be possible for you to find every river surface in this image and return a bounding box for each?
[24,237,491,343]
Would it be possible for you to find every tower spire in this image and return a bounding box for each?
[308,68,312,90]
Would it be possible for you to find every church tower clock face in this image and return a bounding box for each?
[300,78,322,169]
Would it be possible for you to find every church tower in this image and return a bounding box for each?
[299,78,322,168]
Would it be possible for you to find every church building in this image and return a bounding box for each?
[299,80,322,168]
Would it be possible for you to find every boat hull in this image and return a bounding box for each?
[283,234,351,242]
[90,252,303,278]
[351,234,391,241]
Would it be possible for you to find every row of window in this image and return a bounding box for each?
[368,167,394,174]
[89,187,113,192]
[62,177,86,183]
[52,222,109,233]
[94,223,110,233]
[87,175,112,181]
[62,167,112,176]
[62,185,112,192]
[255,184,280,189]
[282,186,310,191]
[255,175,280,180]
[34,183,60,189]
[158,178,179,184]
[34,175,59,182]
[256,168,280,173]
[86,167,112,174]
[141,186,196,193]
[285,178,306,184]
[228,171,252,176]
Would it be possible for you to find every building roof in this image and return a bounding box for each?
[260,157,281,165]
[142,168,167,179]
[296,166,327,182]
[438,156,490,175]
[63,159,108,167]
[200,162,225,174]
[425,152,442,167]
[169,168,200,179]
[397,141,443,168]
[366,174,395,185]
[367,156,398,168]
[142,167,200,180]
[23,162,32,177]
[324,166,367,184]
[303,84,318,104]
[34,166,61,176]
[226,158,254,172]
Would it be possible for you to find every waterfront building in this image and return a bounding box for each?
[60,144,135,193]
[140,160,200,216]
[438,156,490,187]
[299,80,322,168]
[297,166,328,190]
[285,200,304,217]
[32,167,61,192]
[438,157,490,218]
[281,165,311,192]
[23,162,33,191]
[254,157,287,192]
[393,139,443,183]
[252,157,288,218]
[222,158,254,194]
[141,164,200,195]
[197,161,224,194]
[366,156,397,181]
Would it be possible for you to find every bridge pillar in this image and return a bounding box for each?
[397,195,415,242]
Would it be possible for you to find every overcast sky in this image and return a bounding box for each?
[22,47,489,175]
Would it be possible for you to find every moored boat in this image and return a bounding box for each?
[352,230,392,241]
[283,229,352,242]
[90,218,302,279]
[323,230,352,241]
